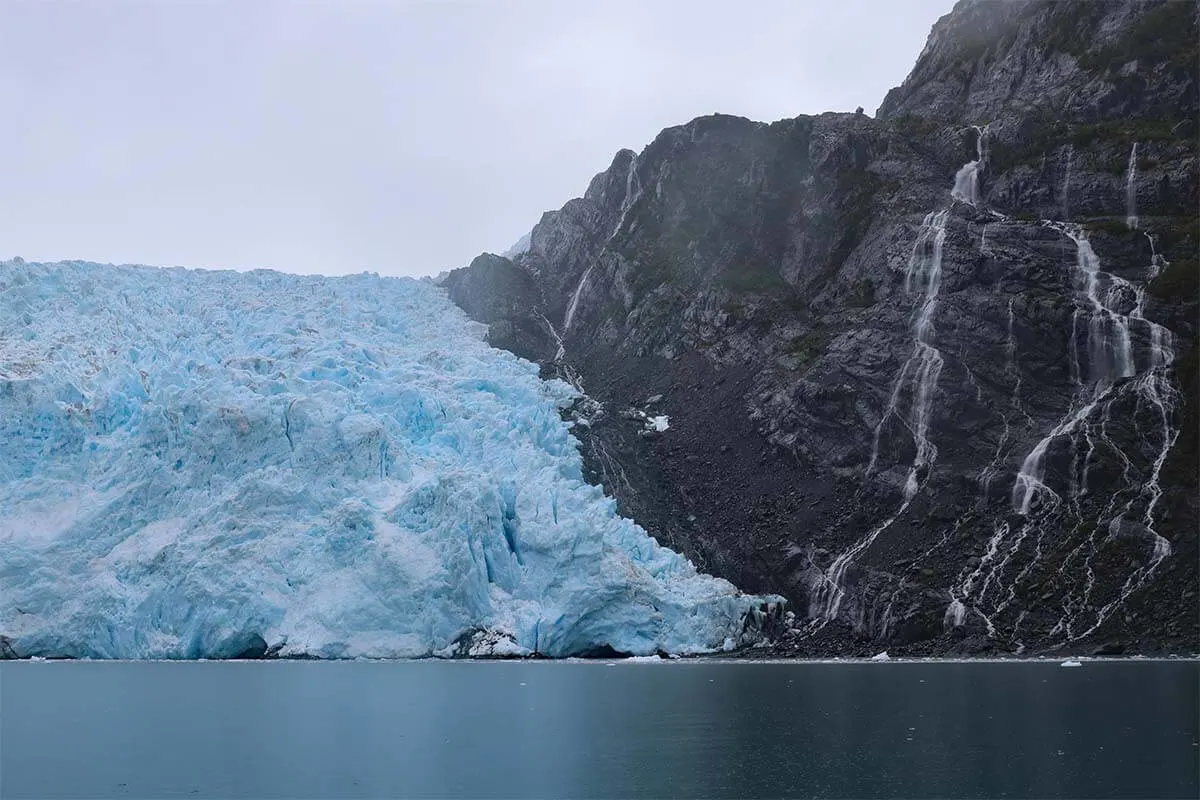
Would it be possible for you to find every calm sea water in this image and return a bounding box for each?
[1,660,1195,798]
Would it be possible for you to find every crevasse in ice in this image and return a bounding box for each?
[0,260,772,659]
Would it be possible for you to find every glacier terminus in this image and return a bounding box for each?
[0,260,779,659]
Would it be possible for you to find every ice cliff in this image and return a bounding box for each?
[0,260,775,659]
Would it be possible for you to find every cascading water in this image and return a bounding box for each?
[1125,142,1139,230]
[865,209,950,488]
[537,311,570,366]
[561,265,593,336]
[900,210,950,501]
[947,221,1181,644]
[559,155,644,343]
[1060,144,1074,221]
[951,125,987,206]
[815,211,947,626]
[1067,226,1136,383]
[1146,232,1167,278]
[812,132,987,628]
[543,155,648,427]
[1010,223,1135,511]
[1120,262,1178,553]
[863,209,949,496]
[610,153,644,242]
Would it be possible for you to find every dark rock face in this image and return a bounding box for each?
[445,0,1198,657]
[441,254,552,361]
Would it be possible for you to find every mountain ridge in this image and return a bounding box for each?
[444,0,1199,656]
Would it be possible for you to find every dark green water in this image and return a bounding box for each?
[1,660,1195,798]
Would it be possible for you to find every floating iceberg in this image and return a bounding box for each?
[0,261,777,659]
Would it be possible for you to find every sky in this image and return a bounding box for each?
[0,0,953,277]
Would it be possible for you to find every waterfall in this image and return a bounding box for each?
[951,125,987,206]
[559,154,644,348]
[818,206,947,625]
[814,130,1182,642]
[1124,252,1178,541]
[823,211,949,624]
[866,209,949,492]
[609,153,644,242]
[1010,224,1135,512]
[536,311,569,364]
[1125,142,1139,230]
[1060,145,1074,221]
[944,599,966,628]
[1146,232,1167,278]
[1073,231,1136,383]
[1010,395,1103,514]
[817,142,974,626]
[561,265,593,335]
[951,221,1182,645]
[900,210,949,500]
[813,516,887,626]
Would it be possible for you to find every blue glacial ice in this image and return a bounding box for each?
[0,260,776,659]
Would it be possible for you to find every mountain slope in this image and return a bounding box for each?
[444,0,1199,656]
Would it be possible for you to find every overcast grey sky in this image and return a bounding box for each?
[1,0,952,276]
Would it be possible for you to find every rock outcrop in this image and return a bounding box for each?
[445,0,1198,656]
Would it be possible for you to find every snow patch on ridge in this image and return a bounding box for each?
[503,231,532,259]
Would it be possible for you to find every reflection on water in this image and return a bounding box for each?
[2,660,1196,798]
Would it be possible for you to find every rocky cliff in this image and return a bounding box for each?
[443,0,1199,656]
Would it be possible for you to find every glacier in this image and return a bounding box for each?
[0,260,776,659]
